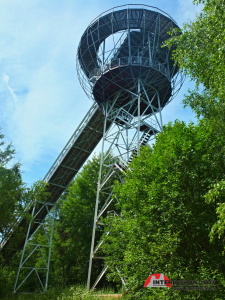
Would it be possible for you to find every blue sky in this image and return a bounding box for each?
[0,0,202,186]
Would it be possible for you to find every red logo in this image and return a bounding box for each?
[144,273,172,288]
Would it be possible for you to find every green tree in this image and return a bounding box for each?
[167,0,225,119]
[166,0,225,251]
[0,131,25,242]
[103,121,225,299]
[204,180,225,243]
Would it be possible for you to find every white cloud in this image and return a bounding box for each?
[2,73,18,103]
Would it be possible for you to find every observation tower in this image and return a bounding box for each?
[76,5,184,289]
[2,4,183,293]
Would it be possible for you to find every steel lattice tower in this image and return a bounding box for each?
[76,4,184,290]
[1,4,184,293]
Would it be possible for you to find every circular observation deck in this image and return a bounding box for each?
[77,5,183,116]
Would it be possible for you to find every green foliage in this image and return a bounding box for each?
[164,0,225,252]
[56,285,114,300]
[205,180,225,242]
[0,263,16,298]
[168,0,225,99]
[0,130,52,296]
[0,131,48,246]
[2,1,225,297]
[166,0,225,120]
[103,121,225,299]
[0,285,119,300]
[0,132,24,238]
[50,153,117,287]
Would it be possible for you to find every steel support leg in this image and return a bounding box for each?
[87,81,162,290]
[13,203,55,293]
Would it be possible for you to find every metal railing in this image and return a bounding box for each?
[89,56,169,81]
[43,102,99,183]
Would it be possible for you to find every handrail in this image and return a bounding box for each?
[89,56,169,81]
[43,102,99,183]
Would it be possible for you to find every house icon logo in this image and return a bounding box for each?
[144,273,172,288]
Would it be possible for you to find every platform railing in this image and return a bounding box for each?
[89,56,170,81]
[43,102,99,183]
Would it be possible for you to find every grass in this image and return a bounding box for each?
[0,286,123,300]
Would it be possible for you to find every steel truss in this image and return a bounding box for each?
[2,4,184,294]
[87,79,162,290]
[13,201,55,293]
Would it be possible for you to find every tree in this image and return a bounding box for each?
[0,131,25,242]
[166,0,225,119]
[166,0,225,251]
[102,121,225,299]
[0,132,48,254]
